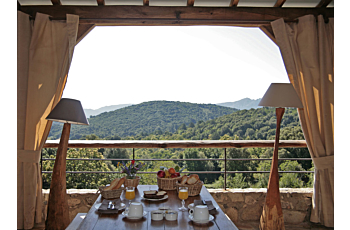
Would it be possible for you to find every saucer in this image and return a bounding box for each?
[189,214,214,224]
[122,211,147,220]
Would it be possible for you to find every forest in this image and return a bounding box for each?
[48,101,238,140]
[42,102,313,190]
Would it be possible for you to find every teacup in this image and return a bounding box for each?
[189,205,209,221]
[165,210,178,221]
[151,210,164,221]
[127,202,143,217]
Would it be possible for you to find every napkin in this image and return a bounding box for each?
[97,199,122,214]
[194,200,217,215]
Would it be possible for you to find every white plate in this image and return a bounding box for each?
[142,195,168,201]
[122,211,147,220]
[189,214,214,224]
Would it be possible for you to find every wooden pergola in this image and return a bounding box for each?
[18,0,334,44]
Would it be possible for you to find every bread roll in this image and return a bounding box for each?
[103,177,125,191]
[103,178,120,191]
[112,177,125,190]
[187,174,199,185]
[180,176,188,185]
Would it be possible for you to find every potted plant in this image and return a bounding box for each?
[118,160,146,188]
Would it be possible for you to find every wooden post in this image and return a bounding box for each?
[259,108,285,230]
[46,123,71,230]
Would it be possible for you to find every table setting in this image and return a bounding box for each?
[77,167,239,230]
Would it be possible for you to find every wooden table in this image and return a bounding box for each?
[77,185,238,230]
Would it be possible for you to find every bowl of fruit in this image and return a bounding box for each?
[157,166,185,190]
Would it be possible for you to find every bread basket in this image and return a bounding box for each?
[97,186,124,199]
[157,176,181,190]
[176,181,203,196]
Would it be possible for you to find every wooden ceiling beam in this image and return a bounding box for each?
[51,0,61,5]
[229,0,240,7]
[96,0,105,6]
[18,5,333,27]
[187,0,195,7]
[316,0,333,7]
[274,0,286,7]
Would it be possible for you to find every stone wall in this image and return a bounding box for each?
[208,188,313,229]
[42,188,313,229]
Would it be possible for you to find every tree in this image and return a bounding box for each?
[279,161,305,188]
[42,148,118,189]
[184,149,214,182]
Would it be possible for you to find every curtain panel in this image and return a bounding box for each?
[17,11,79,229]
[271,15,334,227]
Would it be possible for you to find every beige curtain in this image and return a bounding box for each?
[271,15,334,227]
[17,11,79,229]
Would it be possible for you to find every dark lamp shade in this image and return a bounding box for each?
[258,83,303,108]
[46,98,89,125]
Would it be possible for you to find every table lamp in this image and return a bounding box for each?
[45,98,89,229]
[258,83,303,230]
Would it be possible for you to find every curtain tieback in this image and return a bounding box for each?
[17,150,41,163]
[313,155,334,170]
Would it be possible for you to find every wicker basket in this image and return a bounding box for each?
[176,181,203,196]
[157,176,181,190]
[123,176,141,188]
[98,186,124,199]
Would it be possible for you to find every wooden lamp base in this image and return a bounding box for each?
[46,123,71,230]
[259,108,285,230]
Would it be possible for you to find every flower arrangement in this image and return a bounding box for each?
[117,160,146,179]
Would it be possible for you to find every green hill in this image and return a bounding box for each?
[48,101,238,140]
[134,106,304,141]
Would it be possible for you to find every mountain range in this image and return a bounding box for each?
[84,98,261,118]
[216,98,261,110]
[84,104,132,118]
[48,101,238,140]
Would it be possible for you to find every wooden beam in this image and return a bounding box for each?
[274,0,286,7]
[143,0,149,6]
[316,0,333,7]
[51,0,61,5]
[259,25,276,44]
[96,0,105,6]
[187,0,195,6]
[229,0,240,7]
[43,140,307,149]
[76,23,95,45]
[18,5,333,27]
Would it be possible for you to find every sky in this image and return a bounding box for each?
[62,26,289,110]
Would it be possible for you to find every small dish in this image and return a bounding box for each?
[189,214,214,224]
[122,210,147,220]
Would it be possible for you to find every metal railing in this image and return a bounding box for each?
[42,140,312,190]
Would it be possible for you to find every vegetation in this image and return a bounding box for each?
[48,101,237,140]
[42,102,313,190]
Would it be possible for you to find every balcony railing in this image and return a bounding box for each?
[42,140,311,190]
